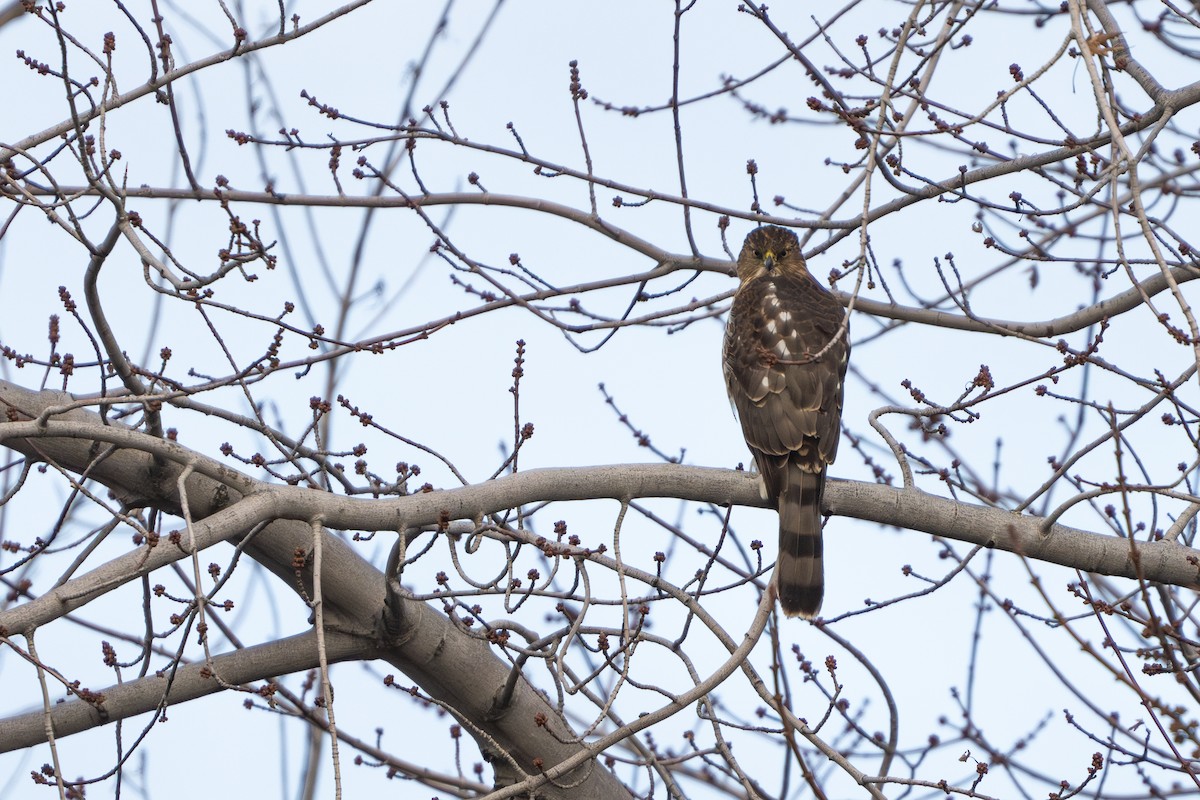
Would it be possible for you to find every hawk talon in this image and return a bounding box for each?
[753,344,819,368]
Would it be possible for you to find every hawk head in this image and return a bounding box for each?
[736,225,806,282]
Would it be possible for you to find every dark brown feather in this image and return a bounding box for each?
[722,226,849,618]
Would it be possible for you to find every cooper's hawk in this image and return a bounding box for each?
[722,225,849,618]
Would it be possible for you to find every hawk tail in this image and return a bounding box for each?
[775,464,825,618]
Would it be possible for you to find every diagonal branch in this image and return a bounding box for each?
[0,629,374,752]
[0,381,631,800]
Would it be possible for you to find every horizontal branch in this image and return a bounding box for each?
[27,186,1198,339]
[825,480,1200,589]
[2,385,1196,595]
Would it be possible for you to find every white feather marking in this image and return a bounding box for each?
[759,375,771,391]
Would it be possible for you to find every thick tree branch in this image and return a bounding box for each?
[3,381,1196,602]
[0,382,631,800]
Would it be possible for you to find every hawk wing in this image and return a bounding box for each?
[723,270,848,617]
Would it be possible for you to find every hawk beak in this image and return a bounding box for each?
[763,250,777,271]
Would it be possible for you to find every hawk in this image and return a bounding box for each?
[722,225,849,618]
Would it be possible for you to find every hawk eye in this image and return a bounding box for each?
[779,249,789,258]
[753,249,763,259]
